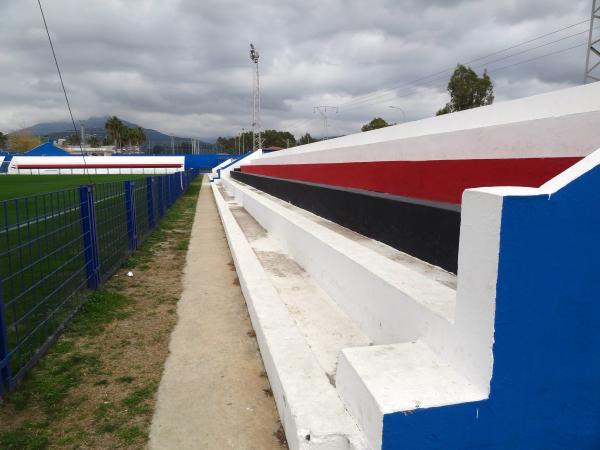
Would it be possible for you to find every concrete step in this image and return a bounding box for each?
[214,177,488,450]
[229,204,372,380]
[337,342,484,450]
[220,176,457,344]
[212,182,370,450]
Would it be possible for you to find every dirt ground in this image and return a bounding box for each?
[149,180,286,450]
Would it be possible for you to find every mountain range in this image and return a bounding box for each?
[23,116,214,147]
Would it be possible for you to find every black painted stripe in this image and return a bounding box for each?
[231,171,461,273]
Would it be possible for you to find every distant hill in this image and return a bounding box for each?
[23,116,214,148]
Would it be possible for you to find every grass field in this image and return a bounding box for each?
[0,175,148,201]
[0,172,187,390]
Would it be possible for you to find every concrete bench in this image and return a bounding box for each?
[214,147,600,449]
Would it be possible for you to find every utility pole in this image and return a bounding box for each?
[313,106,338,140]
[241,128,245,154]
[171,136,175,155]
[79,120,85,147]
[250,44,261,151]
[585,0,600,83]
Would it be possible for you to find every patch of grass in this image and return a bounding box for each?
[0,421,50,450]
[116,375,135,384]
[68,290,132,337]
[96,421,118,434]
[175,238,190,251]
[7,352,100,414]
[5,291,130,412]
[56,427,88,447]
[121,384,155,415]
[115,425,144,445]
[93,402,112,421]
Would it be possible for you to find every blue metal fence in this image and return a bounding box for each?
[0,170,198,394]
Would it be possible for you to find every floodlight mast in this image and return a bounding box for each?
[584,0,600,83]
[250,44,262,151]
[79,120,85,147]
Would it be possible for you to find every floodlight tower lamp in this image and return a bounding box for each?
[250,43,262,151]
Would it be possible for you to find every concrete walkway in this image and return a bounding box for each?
[150,179,284,450]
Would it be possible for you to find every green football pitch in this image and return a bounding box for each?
[0,174,148,201]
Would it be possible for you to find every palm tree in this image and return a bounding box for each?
[105,116,124,150]
[119,125,132,147]
[135,127,146,147]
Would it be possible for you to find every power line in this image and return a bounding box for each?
[338,27,595,114]
[37,0,92,182]
[289,41,589,136]
[348,42,589,115]
[284,19,592,132]
[284,18,592,135]
[490,42,588,73]
[338,18,591,111]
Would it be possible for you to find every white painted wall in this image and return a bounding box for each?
[217,150,263,179]
[8,155,185,175]
[246,82,600,166]
[210,158,233,179]
[222,176,498,391]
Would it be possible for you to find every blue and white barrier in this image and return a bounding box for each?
[7,155,185,175]
[342,148,600,449]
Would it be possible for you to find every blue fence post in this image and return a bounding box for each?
[158,177,165,218]
[79,185,100,290]
[0,277,11,395]
[125,181,138,250]
[146,177,155,229]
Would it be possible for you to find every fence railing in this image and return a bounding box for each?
[0,170,199,394]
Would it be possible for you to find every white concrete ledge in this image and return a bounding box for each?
[337,342,484,450]
[221,176,456,343]
[212,182,368,450]
[218,177,502,450]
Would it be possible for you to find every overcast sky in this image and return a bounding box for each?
[0,0,593,140]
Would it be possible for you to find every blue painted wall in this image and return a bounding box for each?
[184,154,233,171]
[381,165,600,449]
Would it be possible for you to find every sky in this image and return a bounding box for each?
[0,0,594,141]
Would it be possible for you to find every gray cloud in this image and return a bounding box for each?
[0,0,592,139]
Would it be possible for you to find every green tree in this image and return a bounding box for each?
[298,133,313,145]
[0,131,7,149]
[361,117,389,132]
[240,131,253,152]
[436,64,494,116]
[66,133,80,145]
[261,130,296,148]
[133,127,146,147]
[88,135,99,148]
[7,130,40,153]
[105,116,124,149]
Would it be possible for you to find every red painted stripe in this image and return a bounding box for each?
[241,157,581,204]
[16,163,182,169]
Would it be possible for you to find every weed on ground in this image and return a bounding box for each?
[0,176,203,449]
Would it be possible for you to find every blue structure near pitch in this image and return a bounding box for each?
[381,163,600,449]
